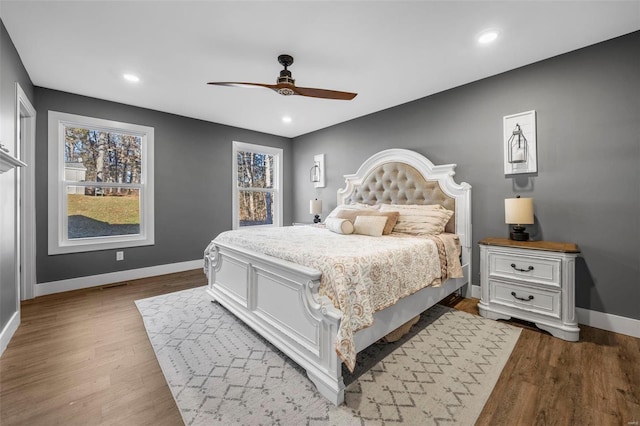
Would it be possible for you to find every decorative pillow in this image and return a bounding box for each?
[380,204,454,235]
[353,215,388,237]
[324,217,354,235]
[335,209,399,235]
[325,203,380,220]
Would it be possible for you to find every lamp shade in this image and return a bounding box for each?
[505,197,534,225]
[310,199,322,215]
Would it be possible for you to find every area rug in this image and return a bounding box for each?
[136,287,521,425]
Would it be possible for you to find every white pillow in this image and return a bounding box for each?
[325,203,380,221]
[380,204,453,235]
[324,217,354,235]
[353,215,387,237]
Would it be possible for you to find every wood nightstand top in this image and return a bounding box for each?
[479,237,580,253]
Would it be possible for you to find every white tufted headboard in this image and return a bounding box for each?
[337,149,472,256]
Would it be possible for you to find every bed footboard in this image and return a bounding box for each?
[204,239,469,406]
[204,240,347,405]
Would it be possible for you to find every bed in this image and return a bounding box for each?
[203,148,471,405]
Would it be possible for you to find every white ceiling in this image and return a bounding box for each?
[1,1,638,138]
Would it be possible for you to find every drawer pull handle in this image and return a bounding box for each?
[511,291,534,301]
[511,263,534,272]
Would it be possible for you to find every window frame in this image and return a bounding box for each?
[47,111,154,255]
[232,141,283,230]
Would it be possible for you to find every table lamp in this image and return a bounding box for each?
[505,196,534,241]
[310,199,322,223]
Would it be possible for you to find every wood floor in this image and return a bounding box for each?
[1,270,638,425]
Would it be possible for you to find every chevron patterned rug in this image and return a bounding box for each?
[136,287,520,425]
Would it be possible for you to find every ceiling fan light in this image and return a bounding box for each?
[276,87,295,96]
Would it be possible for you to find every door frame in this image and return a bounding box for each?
[16,83,36,301]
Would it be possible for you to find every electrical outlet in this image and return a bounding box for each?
[116,251,124,261]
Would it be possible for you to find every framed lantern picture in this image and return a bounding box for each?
[503,110,537,175]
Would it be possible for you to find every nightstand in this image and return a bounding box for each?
[478,237,580,341]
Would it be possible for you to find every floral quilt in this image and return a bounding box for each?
[212,226,462,371]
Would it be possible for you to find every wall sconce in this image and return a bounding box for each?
[505,196,534,241]
[507,124,528,164]
[503,110,537,175]
[310,198,322,223]
[309,154,325,188]
[310,162,320,183]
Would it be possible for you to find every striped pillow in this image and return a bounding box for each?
[380,204,453,235]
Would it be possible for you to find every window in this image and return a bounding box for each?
[48,111,154,254]
[232,141,283,229]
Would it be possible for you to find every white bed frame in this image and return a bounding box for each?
[204,149,471,405]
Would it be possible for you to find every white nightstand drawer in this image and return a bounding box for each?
[489,252,561,287]
[489,279,561,318]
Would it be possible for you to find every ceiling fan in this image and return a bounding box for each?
[207,54,357,101]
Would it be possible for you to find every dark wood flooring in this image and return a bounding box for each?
[0,270,638,425]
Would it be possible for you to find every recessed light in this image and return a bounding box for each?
[282,116,292,124]
[478,30,499,45]
[123,73,140,83]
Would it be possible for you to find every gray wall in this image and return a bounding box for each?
[0,21,34,333]
[4,16,638,324]
[292,32,640,320]
[35,88,292,283]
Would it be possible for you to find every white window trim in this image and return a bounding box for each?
[232,141,283,230]
[47,111,154,255]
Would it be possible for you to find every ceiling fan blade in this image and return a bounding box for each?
[208,81,357,101]
[207,82,277,90]
[293,86,357,100]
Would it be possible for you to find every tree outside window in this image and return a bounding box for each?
[232,142,282,229]
[64,126,143,238]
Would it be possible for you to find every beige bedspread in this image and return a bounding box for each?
[212,226,463,371]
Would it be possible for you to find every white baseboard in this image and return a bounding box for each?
[35,259,203,297]
[471,284,481,299]
[0,311,20,357]
[576,307,640,339]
